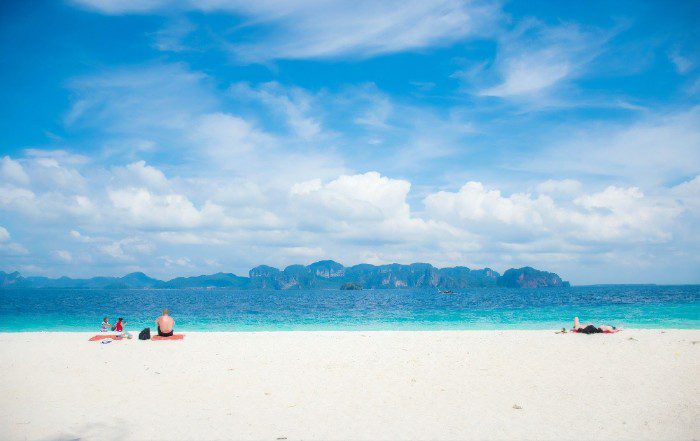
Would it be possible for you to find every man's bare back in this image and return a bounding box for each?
[156,309,174,334]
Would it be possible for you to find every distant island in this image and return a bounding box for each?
[0,262,570,290]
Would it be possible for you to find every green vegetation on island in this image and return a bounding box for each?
[0,261,570,290]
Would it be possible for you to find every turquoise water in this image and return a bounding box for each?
[0,286,698,332]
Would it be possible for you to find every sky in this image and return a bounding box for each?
[0,0,699,284]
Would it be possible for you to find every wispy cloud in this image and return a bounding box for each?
[515,106,700,187]
[456,20,613,100]
[71,0,502,61]
[668,48,695,75]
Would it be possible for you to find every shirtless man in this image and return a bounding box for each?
[156,309,175,337]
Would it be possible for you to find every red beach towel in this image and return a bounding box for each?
[89,335,122,341]
[151,334,185,341]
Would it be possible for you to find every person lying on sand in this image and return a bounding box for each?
[573,316,616,334]
[156,309,175,337]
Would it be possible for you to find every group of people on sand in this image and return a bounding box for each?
[99,312,611,336]
[100,316,129,337]
[100,309,175,338]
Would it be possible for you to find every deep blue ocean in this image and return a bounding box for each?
[0,285,698,332]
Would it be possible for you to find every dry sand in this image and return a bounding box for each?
[0,330,698,441]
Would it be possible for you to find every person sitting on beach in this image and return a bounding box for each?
[101,317,111,332]
[156,309,175,337]
[573,316,616,334]
[114,317,132,338]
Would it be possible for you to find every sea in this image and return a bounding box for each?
[0,285,698,332]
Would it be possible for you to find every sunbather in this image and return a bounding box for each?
[573,316,616,334]
[156,309,175,337]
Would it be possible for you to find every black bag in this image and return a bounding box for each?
[139,327,151,340]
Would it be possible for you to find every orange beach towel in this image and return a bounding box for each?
[89,335,122,341]
[151,334,185,340]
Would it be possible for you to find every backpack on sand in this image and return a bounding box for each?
[139,327,151,340]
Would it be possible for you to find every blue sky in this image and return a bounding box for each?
[0,0,698,284]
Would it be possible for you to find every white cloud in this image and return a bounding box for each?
[0,227,29,257]
[0,156,30,185]
[53,250,73,263]
[71,0,501,61]
[230,82,322,139]
[107,187,224,229]
[668,49,694,75]
[0,146,697,282]
[425,182,555,232]
[292,172,411,221]
[0,242,29,256]
[192,112,274,162]
[151,17,196,52]
[522,107,700,187]
[0,185,37,213]
[70,230,93,242]
[161,256,193,267]
[24,149,89,165]
[672,175,700,213]
[65,63,217,136]
[474,21,610,98]
[536,179,582,196]
[100,237,154,260]
[112,160,170,191]
[1,57,697,282]
[425,181,682,244]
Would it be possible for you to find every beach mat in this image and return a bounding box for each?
[89,335,122,341]
[151,334,185,341]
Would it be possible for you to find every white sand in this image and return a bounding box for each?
[0,330,698,441]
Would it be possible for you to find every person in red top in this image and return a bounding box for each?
[114,317,132,338]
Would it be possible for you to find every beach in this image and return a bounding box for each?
[0,330,698,441]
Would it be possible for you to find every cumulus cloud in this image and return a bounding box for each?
[0,147,697,283]
[672,175,700,213]
[2,58,698,282]
[292,172,411,221]
[425,181,682,244]
[426,182,554,228]
[0,156,30,185]
[113,160,170,190]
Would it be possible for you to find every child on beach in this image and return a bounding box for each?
[100,317,111,332]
